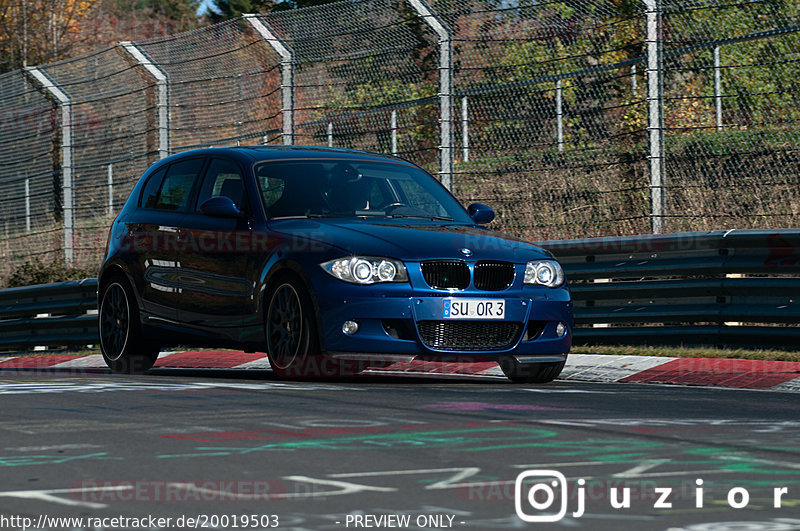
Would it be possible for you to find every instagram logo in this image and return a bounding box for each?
[514,470,569,522]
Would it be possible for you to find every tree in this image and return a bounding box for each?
[209,0,340,21]
[209,0,275,20]
[68,0,201,55]
[0,0,97,72]
[271,0,343,10]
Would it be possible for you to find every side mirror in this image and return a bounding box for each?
[467,202,495,224]
[200,196,243,218]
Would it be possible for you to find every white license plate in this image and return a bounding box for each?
[443,299,506,319]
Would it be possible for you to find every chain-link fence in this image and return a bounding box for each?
[0,0,797,282]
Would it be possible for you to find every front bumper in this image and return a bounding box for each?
[316,289,572,362]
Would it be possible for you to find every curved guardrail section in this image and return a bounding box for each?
[0,229,798,350]
[541,229,800,348]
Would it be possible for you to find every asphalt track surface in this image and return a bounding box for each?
[1,361,800,531]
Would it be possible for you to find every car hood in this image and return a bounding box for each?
[270,218,552,262]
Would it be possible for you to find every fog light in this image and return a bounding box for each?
[556,322,568,337]
[342,320,359,335]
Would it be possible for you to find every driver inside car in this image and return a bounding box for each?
[326,163,372,213]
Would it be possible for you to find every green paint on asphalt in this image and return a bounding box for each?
[157,426,559,459]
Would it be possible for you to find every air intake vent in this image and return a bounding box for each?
[474,261,515,291]
[421,260,470,290]
[417,320,522,351]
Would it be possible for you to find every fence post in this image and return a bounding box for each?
[24,174,30,232]
[25,66,74,264]
[119,42,170,159]
[714,44,722,132]
[391,110,398,155]
[107,164,114,216]
[631,64,637,93]
[407,0,453,191]
[327,122,333,147]
[556,80,564,153]
[244,14,295,146]
[644,0,665,234]
[461,96,469,163]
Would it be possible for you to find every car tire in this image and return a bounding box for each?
[265,277,363,379]
[264,277,320,379]
[499,358,566,384]
[99,275,160,374]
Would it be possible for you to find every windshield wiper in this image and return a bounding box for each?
[271,213,348,219]
[387,214,454,221]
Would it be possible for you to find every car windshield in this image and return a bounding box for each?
[255,159,473,223]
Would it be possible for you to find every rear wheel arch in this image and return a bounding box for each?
[99,265,134,306]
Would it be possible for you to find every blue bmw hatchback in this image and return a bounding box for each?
[98,146,572,382]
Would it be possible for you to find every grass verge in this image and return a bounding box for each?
[575,344,800,362]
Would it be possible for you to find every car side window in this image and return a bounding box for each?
[139,166,167,209]
[195,158,246,210]
[153,158,205,211]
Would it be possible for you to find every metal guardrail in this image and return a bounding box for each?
[0,229,798,350]
[541,229,800,348]
[0,278,98,349]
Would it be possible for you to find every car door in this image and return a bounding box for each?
[174,157,254,333]
[130,157,206,325]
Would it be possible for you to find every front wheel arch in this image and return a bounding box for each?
[259,262,327,355]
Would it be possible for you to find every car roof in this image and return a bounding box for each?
[156,145,409,166]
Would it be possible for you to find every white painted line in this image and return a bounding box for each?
[329,467,481,491]
[770,377,800,392]
[476,365,504,377]
[51,355,106,369]
[50,351,181,370]
[279,476,397,498]
[561,354,676,382]
[233,357,272,370]
[0,485,132,509]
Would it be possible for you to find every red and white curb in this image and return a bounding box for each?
[1,352,799,392]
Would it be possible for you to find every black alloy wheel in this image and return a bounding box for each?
[99,276,159,374]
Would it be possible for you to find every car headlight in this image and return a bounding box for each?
[524,260,565,288]
[321,256,408,284]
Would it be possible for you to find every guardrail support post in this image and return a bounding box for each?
[644,0,666,234]
[25,67,74,264]
[245,14,295,146]
[408,0,453,191]
[119,42,170,159]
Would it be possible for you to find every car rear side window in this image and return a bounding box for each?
[153,158,205,211]
[195,158,245,210]
[139,167,167,209]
